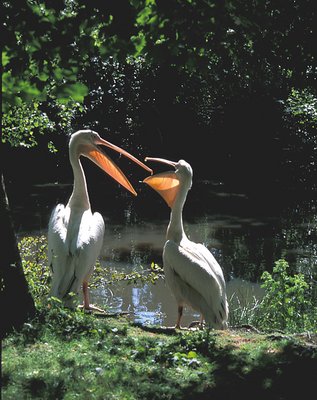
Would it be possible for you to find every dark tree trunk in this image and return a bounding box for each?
[0,170,36,339]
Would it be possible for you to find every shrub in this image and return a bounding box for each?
[18,235,50,306]
[257,259,317,333]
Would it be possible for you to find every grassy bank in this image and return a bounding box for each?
[2,236,317,399]
[2,303,317,400]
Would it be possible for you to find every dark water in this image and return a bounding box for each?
[8,179,317,326]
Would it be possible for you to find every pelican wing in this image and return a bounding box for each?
[48,204,72,299]
[163,238,228,326]
[163,239,224,299]
[189,242,227,292]
[48,204,105,305]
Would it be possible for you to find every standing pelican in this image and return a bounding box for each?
[144,158,228,329]
[48,129,152,311]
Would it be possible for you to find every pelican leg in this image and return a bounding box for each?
[81,280,105,313]
[175,305,183,329]
[83,280,90,309]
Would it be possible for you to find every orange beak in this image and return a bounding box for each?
[143,157,180,208]
[85,138,153,196]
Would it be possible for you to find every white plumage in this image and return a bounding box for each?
[48,129,152,310]
[144,158,228,329]
[48,205,105,309]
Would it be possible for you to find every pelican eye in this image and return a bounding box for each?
[90,132,99,142]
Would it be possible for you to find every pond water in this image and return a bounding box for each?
[9,178,317,327]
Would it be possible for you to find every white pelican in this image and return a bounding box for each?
[144,158,228,329]
[48,129,152,311]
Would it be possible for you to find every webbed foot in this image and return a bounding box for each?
[78,304,106,314]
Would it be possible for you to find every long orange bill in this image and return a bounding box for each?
[87,148,138,195]
[99,138,153,173]
[144,157,177,168]
[143,157,180,207]
[87,139,153,196]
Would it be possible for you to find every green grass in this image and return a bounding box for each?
[2,311,212,399]
[2,304,317,400]
[4,236,316,399]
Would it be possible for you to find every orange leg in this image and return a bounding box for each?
[175,305,183,329]
[82,280,105,313]
[83,280,90,309]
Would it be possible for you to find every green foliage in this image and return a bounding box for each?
[3,1,87,111]
[283,88,317,153]
[257,259,317,333]
[105,262,164,286]
[3,0,317,187]
[287,88,317,124]
[282,88,317,186]
[18,235,51,307]
[2,98,84,152]
[4,0,317,113]
[85,258,164,291]
[52,82,88,104]
[18,235,164,309]
[2,102,54,148]
[39,297,104,340]
[3,0,134,112]
[6,298,102,346]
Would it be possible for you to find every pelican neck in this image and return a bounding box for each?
[166,185,188,243]
[67,146,90,210]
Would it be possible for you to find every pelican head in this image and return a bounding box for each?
[143,157,193,207]
[69,129,152,196]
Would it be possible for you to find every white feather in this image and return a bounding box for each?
[48,204,104,307]
[163,238,228,328]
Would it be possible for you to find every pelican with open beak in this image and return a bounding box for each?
[48,130,152,311]
[144,157,228,329]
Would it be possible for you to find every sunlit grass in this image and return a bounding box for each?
[2,308,215,399]
[3,299,317,399]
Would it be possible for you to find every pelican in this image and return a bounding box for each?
[143,158,228,329]
[48,129,152,311]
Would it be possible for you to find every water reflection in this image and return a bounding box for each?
[90,273,201,327]
[10,179,317,326]
[91,273,265,327]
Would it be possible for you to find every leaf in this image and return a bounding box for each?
[187,351,198,359]
[131,32,146,56]
[53,82,89,103]
[2,52,10,67]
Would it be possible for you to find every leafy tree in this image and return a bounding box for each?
[4,0,316,110]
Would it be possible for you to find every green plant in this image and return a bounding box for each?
[257,259,317,333]
[104,262,164,286]
[228,292,261,328]
[286,88,317,125]
[18,235,51,306]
